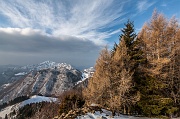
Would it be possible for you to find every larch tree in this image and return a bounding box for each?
[138,10,179,116]
[165,17,180,110]
[84,46,111,106]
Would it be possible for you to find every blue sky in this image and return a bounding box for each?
[0,0,179,69]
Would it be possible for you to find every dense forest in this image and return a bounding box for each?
[83,10,180,118]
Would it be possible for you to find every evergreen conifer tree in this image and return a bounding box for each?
[111,42,118,57]
[120,20,136,54]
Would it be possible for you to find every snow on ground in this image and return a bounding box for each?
[0,95,57,118]
[0,83,11,90]
[15,72,27,76]
[20,95,57,107]
[3,83,10,87]
[76,109,160,119]
[2,83,11,88]
[0,105,14,118]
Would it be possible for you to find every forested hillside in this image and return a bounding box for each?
[84,10,180,118]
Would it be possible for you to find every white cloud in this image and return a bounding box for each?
[137,0,155,12]
[0,28,43,36]
[0,0,130,45]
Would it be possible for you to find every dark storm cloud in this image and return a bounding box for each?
[0,31,99,53]
[0,28,101,68]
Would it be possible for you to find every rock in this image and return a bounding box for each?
[96,116,108,119]
[102,116,108,119]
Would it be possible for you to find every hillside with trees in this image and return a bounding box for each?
[84,10,180,118]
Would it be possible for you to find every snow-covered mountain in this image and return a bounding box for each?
[0,61,94,105]
[76,67,95,85]
[0,61,96,119]
[20,61,73,71]
[82,67,95,80]
[0,63,82,104]
[0,61,75,89]
[74,67,95,90]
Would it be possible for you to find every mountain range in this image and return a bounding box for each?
[0,61,94,105]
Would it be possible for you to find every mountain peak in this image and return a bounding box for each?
[20,61,73,71]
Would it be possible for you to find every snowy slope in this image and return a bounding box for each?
[0,95,57,118]
[82,67,94,80]
[15,72,27,76]
[0,105,14,119]
[20,95,57,107]
[1,83,11,89]
[76,67,94,85]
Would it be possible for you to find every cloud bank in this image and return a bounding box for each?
[0,28,100,68]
